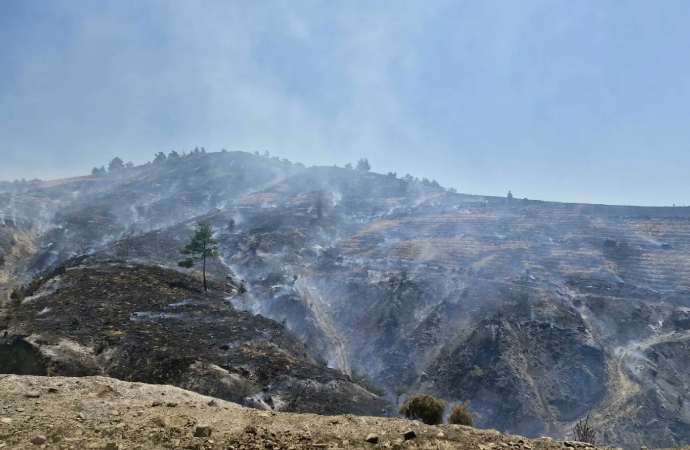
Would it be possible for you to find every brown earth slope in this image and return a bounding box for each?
[0,374,605,450]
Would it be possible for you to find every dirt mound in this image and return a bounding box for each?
[0,374,604,450]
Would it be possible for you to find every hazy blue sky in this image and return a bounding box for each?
[2,1,690,205]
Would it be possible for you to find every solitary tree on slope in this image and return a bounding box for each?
[178,222,219,293]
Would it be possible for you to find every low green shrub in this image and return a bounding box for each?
[10,287,25,305]
[399,394,446,425]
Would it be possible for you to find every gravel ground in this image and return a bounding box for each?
[0,375,608,450]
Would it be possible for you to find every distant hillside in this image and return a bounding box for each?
[2,151,690,448]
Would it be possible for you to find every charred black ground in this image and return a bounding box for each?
[1,261,388,416]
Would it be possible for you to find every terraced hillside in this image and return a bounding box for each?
[1,151,689,448]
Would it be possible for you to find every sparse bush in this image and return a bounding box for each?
[573,413,597,444]
[469,365,484,378]
[448,401,474,426]
[10,287,24,305]
[400,395,446,425]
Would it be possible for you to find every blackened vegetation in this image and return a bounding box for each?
[0,335,47,375]
[10,264,67,302]
[425,312,607,436]
[2,263,388,416]
[574,414,597,444]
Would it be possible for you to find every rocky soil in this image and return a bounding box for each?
[0,374,604,450]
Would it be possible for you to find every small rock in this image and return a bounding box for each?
[244,425,258,435]
[403,430,417,440]
[0,418,11,424]
[104,443,119,450]
[77,412,86,420]
[30,435,47,445]
[96,385,117,398]
[365,434,379,444]
[165,402,178,407]
[47,387,59,393]
[151,401,162,407]
[194,425,213,438]
[151,416,167,428]
[24,391,40,399]
[207,400,218,407]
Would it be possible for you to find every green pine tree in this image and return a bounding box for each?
[178,222,219,293]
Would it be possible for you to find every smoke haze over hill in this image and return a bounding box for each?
[3,1,690,205]
[3,3,690,448]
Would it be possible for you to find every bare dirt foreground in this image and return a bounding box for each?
[0,375,602,450]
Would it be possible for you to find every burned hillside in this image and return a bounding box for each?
[2,151,690,447]
[1,262,389,416]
